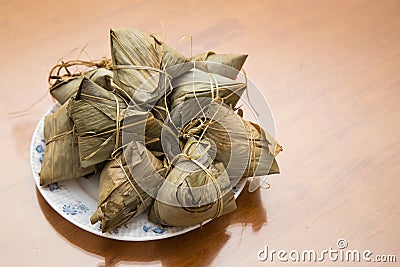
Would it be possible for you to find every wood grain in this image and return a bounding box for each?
[1,0,399,266]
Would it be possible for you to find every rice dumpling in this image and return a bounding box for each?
[68,77,162,167]
[148,137,236,227]
[39,101,95,186]
[204,102,282,184]
[90,141,167,232]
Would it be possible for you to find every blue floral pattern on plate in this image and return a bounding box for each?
[35,144,44,153]
[36,139,46,164]
[48,182,62,191]
[63,205,78,215]
[142,225,165,234]
[62,203,89,215]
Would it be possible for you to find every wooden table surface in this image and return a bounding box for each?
[1,0,399,266]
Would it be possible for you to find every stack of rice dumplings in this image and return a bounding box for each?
[39,28,282,232]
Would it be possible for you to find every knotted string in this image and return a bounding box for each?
[48,58,113,86]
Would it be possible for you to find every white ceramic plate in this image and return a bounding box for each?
[30,105,246,241]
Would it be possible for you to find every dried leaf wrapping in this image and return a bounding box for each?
[204,102,282,182]
[148,138,236,227]
[68,77,162,167]
[169,68,246,111]
[191,52,247,79]
[160,42,189,70]
[111,29,194,110]
[50,68,114,104]
[110,29,164,108]
[39,101,95,186]
[90,141,166,232]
